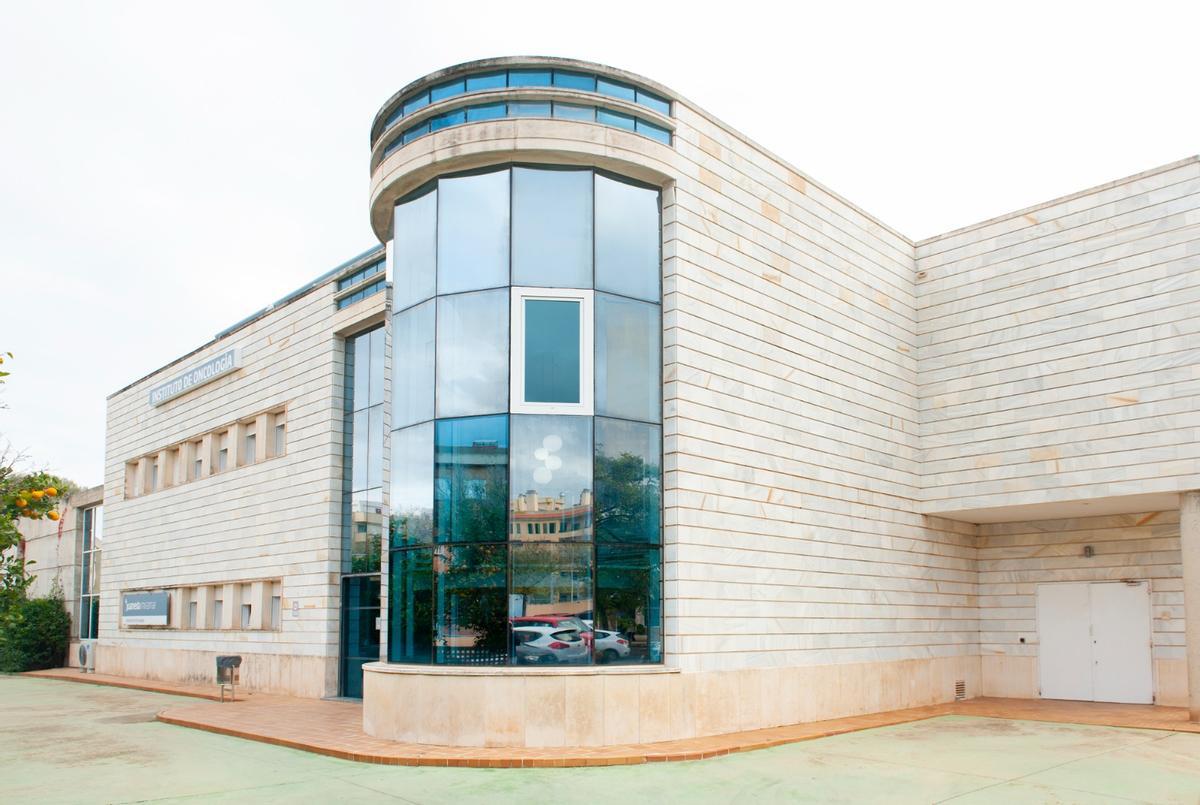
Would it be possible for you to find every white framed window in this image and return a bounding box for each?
[510,287,593,415]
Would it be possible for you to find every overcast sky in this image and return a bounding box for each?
[2,1,1197,488]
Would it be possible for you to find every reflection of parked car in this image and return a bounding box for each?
[512,615,593,646]
[512,626,589,664]
[593,630,631,662]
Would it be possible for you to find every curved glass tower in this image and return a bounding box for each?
[387,164,664,667]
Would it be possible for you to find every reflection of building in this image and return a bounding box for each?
[510,490,592,541]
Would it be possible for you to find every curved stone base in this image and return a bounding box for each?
[362,656,981,748]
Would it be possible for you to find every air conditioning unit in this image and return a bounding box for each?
[78,641,96,674]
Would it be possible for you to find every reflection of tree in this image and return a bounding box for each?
[594,451,660,542]
[390,550,433,662]
[437,462,508,542]
[596,547,654,635]
[350,531,383,574]
[390,509,433,549]
[439,544,507,660]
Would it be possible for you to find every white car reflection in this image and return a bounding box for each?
[512,626,589,664]
[593,629,631,662]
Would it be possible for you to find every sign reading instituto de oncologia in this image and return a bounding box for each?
[148,348,240,406]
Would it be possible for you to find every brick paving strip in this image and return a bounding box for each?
[24,668,1200,768]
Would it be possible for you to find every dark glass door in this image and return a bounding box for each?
[340,575,381,698]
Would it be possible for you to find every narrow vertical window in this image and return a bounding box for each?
[243,425,256,466]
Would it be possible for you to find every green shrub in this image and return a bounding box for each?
[0,594,71,672]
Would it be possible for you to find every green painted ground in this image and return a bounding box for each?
[4,676,1200,804]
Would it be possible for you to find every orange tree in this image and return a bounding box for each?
[0,353,71,612]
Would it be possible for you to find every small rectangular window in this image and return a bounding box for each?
[508,69,552,87]
[552,103,595,122]
[401,92,429,116]
[597,108,636,131]
[429,109,466,131]
[213,599,224,628]
[149,461,159,492]
[274,420,286,457]
[466,72,506,92]
[635,90,671,116]
[466,102,507,122]
[270,595,281,630]
[429,79,465,102]
[217,449,228,472]
[244,429,256,465]
[508,101,551,117]
[188,601,197,628]
[596,77,636,101]
[553,70,596,92]
[240,604,252,629]
[193,458,203,480]
[636,118,672,145]
[511,288,593,415]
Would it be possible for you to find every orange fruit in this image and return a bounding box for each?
[21,508,32,517]
[44,487,57,497]
[47,510,60,521]
[14,497,27,508]
[31,490,44,500]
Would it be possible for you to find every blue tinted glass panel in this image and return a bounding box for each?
[388,547,433,662]
[595,545,662,663]
[383,106,404,131]
[635,90,671,116]
[429,109,465,131]
[390,422,433,548]
[524,299,581,404]
[435,288,509,417]
[467,102,506,122]
[596,77,636,101]
[597,109,635,131]
[511,167,592,287]
[435,544,507,665]
[552,103,595,122]
[392,300,435,429]
[436,169,509,295]
[434,415,508,543]
[595,175,661,302]
[594,418,660,544]
[595,293,660,422]
[553,71,596,91]
[636,119,671,145]
[402,123,428,144]
[402,92,430,116]
[510,415,593,541]
[509,101,551,117]
[368,326,385,407]
[430,79,465,102]
[510,543,592,665]
[393,187,437,312]
[467,72,507,91]
[509,69,552,87]
[382,137,404,159]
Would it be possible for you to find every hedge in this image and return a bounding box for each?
[0,594,71,672]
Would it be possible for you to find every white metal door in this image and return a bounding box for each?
[1090,582,1154,704]
[1036,583,1093,701]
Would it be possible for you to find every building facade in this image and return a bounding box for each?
[98,57,1200,745]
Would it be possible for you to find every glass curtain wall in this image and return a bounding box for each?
[341,326,386,697]
[389,165,662,667]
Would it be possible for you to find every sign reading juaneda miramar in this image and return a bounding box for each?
[122,591,170,626]
[148,348,239,406]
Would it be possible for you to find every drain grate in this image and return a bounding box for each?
[955,679,966,701]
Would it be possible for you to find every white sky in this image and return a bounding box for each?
[2,1,1197,487]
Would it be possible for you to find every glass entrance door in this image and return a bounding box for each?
[340,575,381,698]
